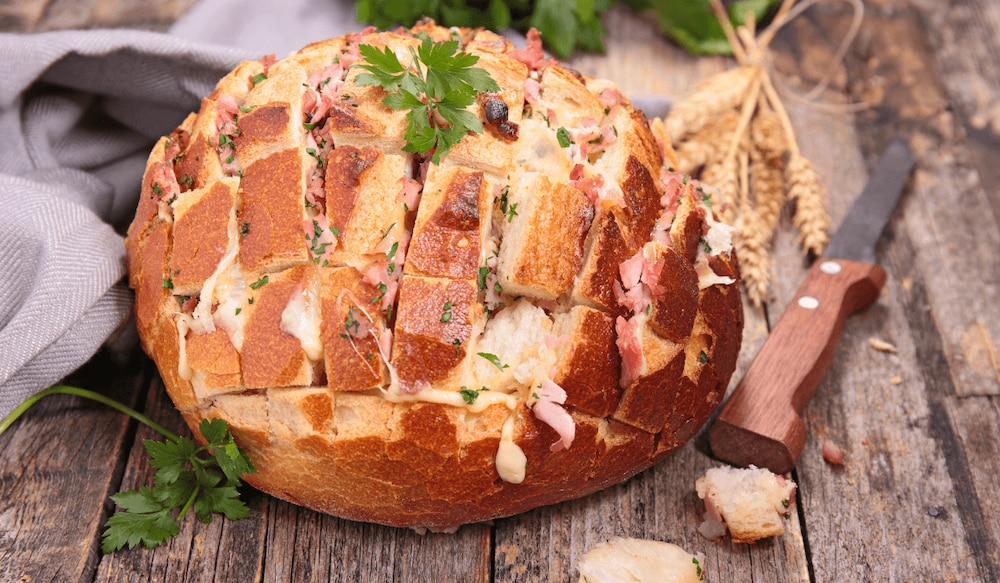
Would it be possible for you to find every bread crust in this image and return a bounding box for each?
[125,22,744,529]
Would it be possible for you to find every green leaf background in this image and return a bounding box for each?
[355,0,780,59]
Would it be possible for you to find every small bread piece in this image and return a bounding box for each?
[695,465,797,543]
[577,537,705,583]
[126,22,743,528]
[407,165,493,280]
[497,172,594,301]
[170,178,238,296]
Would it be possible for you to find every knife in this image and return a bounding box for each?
[708,138,915,474]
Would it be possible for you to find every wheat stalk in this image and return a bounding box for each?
[786,152,830,255]
[664,66,758,141]
[676,110,741,174]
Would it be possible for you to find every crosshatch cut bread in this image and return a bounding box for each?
[125,21,744,529]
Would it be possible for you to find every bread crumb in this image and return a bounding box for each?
[868,338,896,353]
[890,375,903,385]
[869,337,898,353]
[694,466,797,543]
[821,441,845,465]
[576,537,705,582]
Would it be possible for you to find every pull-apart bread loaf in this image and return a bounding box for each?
[125,21,743,529]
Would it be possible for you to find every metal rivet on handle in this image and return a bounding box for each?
[820,261,842,275]
[799,296,820,310]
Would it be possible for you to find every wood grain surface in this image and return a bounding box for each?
[1,1,999,581]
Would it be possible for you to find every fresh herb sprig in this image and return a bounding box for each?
[354,37,500,163]
[0,385,256,553]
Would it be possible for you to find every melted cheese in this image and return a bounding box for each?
[495,414,527,484]
[702,205,737,256]
[694,258,735,290]
[280,276,323,362]
[189,180,241,336]
[176,317,193,381]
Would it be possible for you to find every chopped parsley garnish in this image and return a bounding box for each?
[477,352,508,371]
[459,387,480,405]
[162,278,174,289]
[249,275,269,290]
[699,350,709,364]
[556,127,573,148]
[505,202,518,223]
[151,183,164,197]
[371,282,388,304]
[441,300,454,323]
[303,121,318,130]
[240,222,250,237]
[477,266,489,291]
[306,147,325,168]
[344,307,360,337]
[251,72,267,86]
[354,38,500,164]
[239,104,257,113]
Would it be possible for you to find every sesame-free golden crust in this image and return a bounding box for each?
[126,22,744,529]
[238,148,309,273]
[170,180,236,295]
[407,167,490,280]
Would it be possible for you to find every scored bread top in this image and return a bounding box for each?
[126,21,743,528]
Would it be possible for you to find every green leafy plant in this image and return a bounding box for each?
[354,0,780,58]
[355,0,614,59]
[627,0,780,55]
[0,385,256,553]
[354,37,500,163]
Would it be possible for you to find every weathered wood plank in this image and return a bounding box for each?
[94,376,269,583]
[763,2,1000,581]
[858,0,1000,397]
[260,500,491,583]
[0,347,146,583]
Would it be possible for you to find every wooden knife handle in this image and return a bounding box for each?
[708,258,887,473]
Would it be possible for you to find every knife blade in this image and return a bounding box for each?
[707,138,915,474]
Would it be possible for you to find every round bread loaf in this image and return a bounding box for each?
[125,22,743,529]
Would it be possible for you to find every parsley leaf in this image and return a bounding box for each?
[100,417,256,553]
[354,37,499,164]
[477,352,509,371]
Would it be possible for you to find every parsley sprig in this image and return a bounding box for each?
[354,38,500,163]
[0,385,256,553]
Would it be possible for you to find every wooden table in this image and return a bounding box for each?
[2,1,999,581]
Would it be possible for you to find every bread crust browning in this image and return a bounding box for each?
[126,23,744,529]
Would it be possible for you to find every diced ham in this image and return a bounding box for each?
[642,258,666,296]
[524,77,541,104]
[544,334,568,349]
[398,176,422,211]
[597,87,626,111]
[304,213,338,265]
[259,53,277,73]
[340,28,374,68]
[216,94,239,136]
[567,165,603,206]
[619,252,644,291]
[615,315,643,387]
[509,28,555,71]
[531,379,575,451]
[616,249,665,314]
